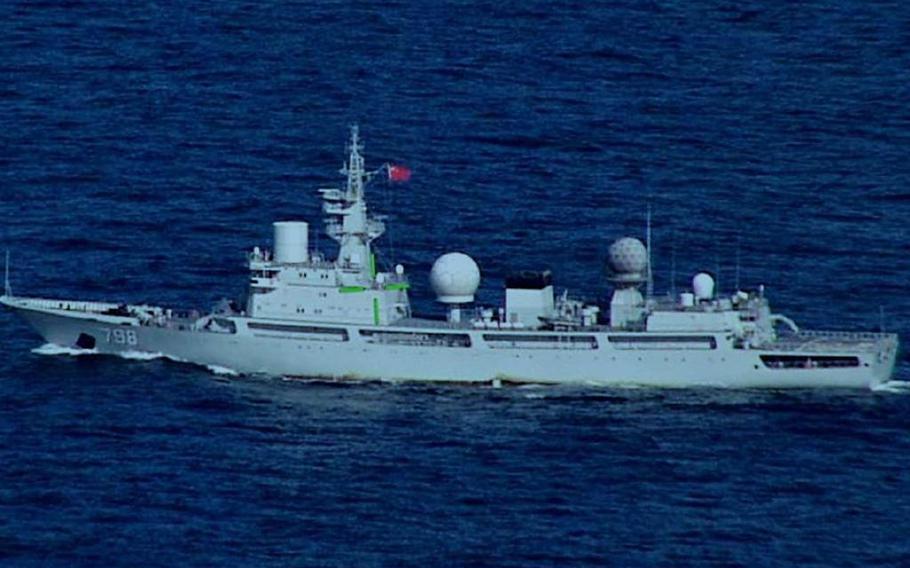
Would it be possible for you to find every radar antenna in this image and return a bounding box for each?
[343,124,366,198]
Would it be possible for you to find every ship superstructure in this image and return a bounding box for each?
[1,127,900,388]
[245,127,409,326]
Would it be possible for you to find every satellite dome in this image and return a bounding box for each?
[692,272,715,300]
[608,237,648,275]
[430,252,481,304]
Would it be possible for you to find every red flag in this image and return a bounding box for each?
[388,164,412,182]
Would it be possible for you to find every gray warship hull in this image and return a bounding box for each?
[4,128,900,389]
[4,296,898,389]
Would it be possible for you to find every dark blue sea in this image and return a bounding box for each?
[3,1,910,565]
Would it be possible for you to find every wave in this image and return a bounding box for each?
[31,343,97,356]
[871,380,910,394]
[119,350,168,361]
[206,365,239,377]
[31,344,203,370]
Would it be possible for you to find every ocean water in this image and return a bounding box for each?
[2,0,910,565]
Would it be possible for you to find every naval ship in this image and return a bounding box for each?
[1,127,900,388]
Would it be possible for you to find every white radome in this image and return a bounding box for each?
[693,272,715,300]
[430,252,481,304]
[608,237,648,275]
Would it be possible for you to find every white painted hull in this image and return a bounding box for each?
[4,296,898,389]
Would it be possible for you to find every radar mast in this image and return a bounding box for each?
[321,125,386,278]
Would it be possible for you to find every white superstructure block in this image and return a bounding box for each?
[610,287,645,329]
[273,221,309,264]
[506,286,554,326]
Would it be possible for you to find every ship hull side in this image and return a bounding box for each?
[7,302,897,389]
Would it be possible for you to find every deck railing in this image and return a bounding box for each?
[794,330,897,341]
[764,329,899,354]
[9,297,120,314]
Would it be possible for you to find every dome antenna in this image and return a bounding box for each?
[430,252,481,323]
[607,237,648,328]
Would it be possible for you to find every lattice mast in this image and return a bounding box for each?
[321,125,386,279]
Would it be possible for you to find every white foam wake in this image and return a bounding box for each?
[871,380,910,394]
[119,350,167,361]
[31,343,97,357]
[206,364,239,376]
[30,343,239,378]
[32,344,187,364]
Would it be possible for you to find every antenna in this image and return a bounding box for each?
[386,178,396,263]
[734,233,741,291]
[3,250,11,297]
[669,230,677,298]
[646,203,654,299]
[714,253,721,296]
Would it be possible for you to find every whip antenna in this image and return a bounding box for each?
[4,250,11,297]
[735,233,741,291]
[670,231,677,298]
[646,204,654,300]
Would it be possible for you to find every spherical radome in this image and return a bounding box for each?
[693,272,715,300]
[430,252,481,304]
[608,237,648,275]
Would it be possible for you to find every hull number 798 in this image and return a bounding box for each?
[105,328,138,346]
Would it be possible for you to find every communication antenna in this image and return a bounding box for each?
[384,175,396,263]
[645,204,654,299]
[734,233,742,291]
[714,253,721,296]
[4,250,11,297]
[669,231,677,298]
